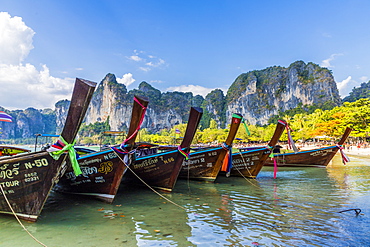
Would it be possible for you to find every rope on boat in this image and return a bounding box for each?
[235,150,260,188]
[112,148,187,211]
[186,159,192,193]
[338,208,362,216]
[0,184,47,247]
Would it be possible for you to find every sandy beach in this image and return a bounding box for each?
[342,146,370,157]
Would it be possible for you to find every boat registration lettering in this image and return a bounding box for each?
[104,152,117,160]
[163,157,175,164]
[95,176,106,183]
[65,166,98,180]
[24,158,49,169]
[310,150,331,156]
[232,158,255,168]
[24,172,40,183]
[134,158,159,169]
[0,163,20,179]
[207,151,218,157]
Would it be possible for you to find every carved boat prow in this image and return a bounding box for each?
[265,127,353,167]
[124,107,203,191]
[179,113,243,181]
[0,78,96,221]
[225,120,286,178]
[55,95,149,203]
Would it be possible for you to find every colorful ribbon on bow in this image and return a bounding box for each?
[221,142,233,176]
[46,136,81,176]
[266,145,278,179]
[336,144,350,165]
[177,146,190,160]
[119,96,148,153]
[278,120,298,152]
[232,113,250,136]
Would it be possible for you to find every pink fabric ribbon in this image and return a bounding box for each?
[336,145,350,165]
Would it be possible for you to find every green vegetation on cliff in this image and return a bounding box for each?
[343,81,370,103]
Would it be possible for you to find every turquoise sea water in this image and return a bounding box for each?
[1,154,370,247]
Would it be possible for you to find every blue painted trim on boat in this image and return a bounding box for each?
[273,145,336,157]
[232,147,268,156]
[189,147,222,156]
[78,149,113,160]
[135,149,179,160]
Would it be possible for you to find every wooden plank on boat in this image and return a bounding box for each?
[226,120,286,178]
[179,113,243,181]
[0,146,30,156]
[55,95,149,203]
[264,127,353,167]
[125,107,203,191]
[0,78,96,222]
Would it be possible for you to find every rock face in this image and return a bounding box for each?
[84,74,197,133]
[0,108,56,140]
[225,61,341,125]
[84,73,133,132]
[201,89,226,128]
[0,60,343,140]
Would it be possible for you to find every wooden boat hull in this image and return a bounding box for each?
[223,120,286,178]
[0,78,96,221]
[223,147,271,178]
[124,107,203,191]
[124,150,184,191]
[264,146,341,167]
[55,149,128,203]
[179,147,224,181]
[0,151,66,221]
[265,127,352,167]
[179,113,243,182]
[56,95,149,203]
[0,146,30,156]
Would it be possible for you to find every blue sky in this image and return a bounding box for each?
[1,0,370,109]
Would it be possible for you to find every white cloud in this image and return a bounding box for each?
[117,73,135,87]
[0,12,35,65]
[166,85,221,97]
[321,53,343,68]
[0,63,74,109]
[337,76,351,91]
[0,12,74,110]
[127,50,167,72]
[146,58,165,68]
[139,67,151,72]
[336,76,362,97]
[128,55,142,62]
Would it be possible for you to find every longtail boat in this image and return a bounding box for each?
[178,113,243,182]
[0,78,96,222]
[0,146,30,156]
[121,107,203,191]
[264,127,352,167]
[221,120,286,178]
[55,95,149,203]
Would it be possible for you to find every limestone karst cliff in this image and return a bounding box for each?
[226,61,341,125]
[84,73,201,133]
[0,107,56,140]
